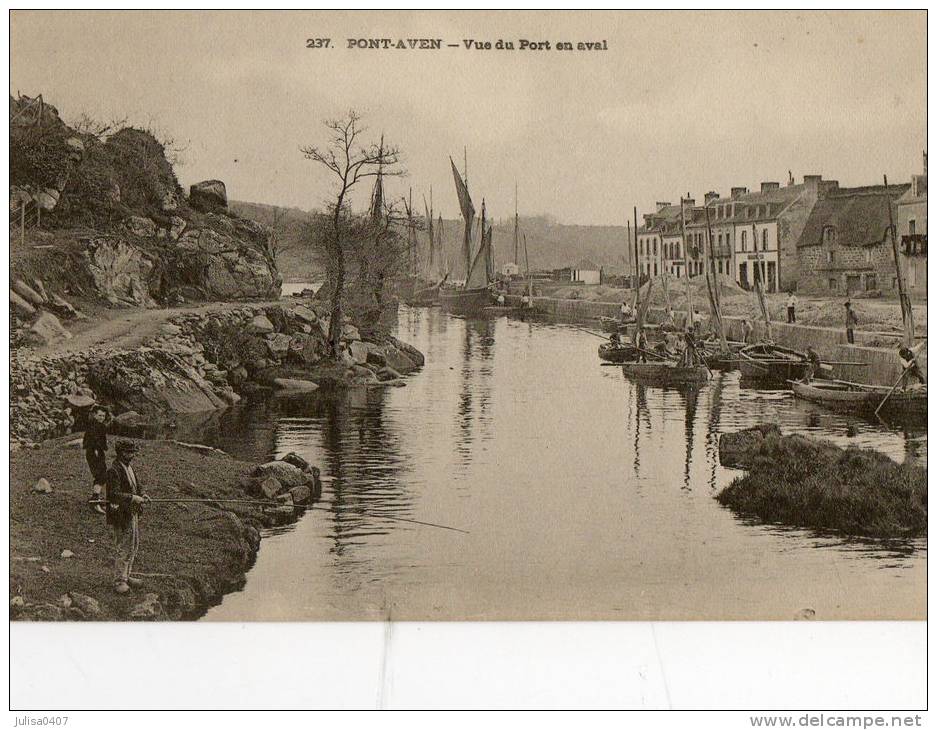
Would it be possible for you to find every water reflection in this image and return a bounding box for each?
[201,307,925,621]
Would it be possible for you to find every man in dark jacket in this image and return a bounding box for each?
[83,405,110,514]
[106,440,150,594]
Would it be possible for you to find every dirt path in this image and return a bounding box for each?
[34,299,284,356]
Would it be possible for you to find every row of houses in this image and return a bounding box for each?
[635,158,927,298]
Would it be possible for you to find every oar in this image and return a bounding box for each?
[568,323,614,340]
[874,369,908,417]
[91,498,470,534]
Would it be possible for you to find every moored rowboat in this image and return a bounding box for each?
[739,343,810,382]
[598,342,639,363]
[790,378,927,420]
[621,361,710,386]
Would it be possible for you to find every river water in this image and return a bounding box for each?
[199,305,926,621]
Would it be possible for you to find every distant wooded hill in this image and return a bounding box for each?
[231,200,635,282]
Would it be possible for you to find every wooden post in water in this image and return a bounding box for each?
[884,174,915,346]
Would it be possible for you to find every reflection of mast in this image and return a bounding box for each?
[682,386,699,491]
[704,373,725,490]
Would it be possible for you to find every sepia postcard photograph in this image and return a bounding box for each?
[7,7,928,713]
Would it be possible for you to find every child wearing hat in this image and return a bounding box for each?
[105,439,150,594]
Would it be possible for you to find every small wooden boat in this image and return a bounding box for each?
[598,342,639,363]
[621,360,710,386]
[790,379,927,420]
[739,343,809,382]
[700,340,745,371]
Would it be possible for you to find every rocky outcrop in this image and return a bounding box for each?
[82,237,158,307]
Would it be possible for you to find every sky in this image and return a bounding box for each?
[10,10,927,226]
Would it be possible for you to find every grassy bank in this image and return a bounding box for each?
[716,429,927,538]
[10,437,278,620]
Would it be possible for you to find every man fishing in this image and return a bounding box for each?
[105,440,150,594]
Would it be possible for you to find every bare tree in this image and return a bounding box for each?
[301,111,402,354]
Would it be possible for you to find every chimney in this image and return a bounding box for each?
[819,180,839,199]
[704,191,720,205]
[682,198,695,208]
[731,186,748,199]
[655,201,671,212]
[760,182,780,193]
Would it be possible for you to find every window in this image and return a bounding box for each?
[866,249,872,264]
[827,250,834,264]
[653,262,658,276]
[761,228,768,250]
[865,274,877,291]
[653,239,657,256]
[675,242,681,259]
[639,240,644,255]
[718,233,723,248]
[909,219,916,235]
[718,260,724,274]
[829,278,838,291]
[741,230,748,252]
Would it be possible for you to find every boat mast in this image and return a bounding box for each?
[680,197,693,326]
[752,222,772,341]
[514,180,519,266]
[884,174,915,346]
[632,206,640,310]
[703,203,729,352]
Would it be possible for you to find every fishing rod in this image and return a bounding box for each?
[567,323,614,340]
[91,498,470,534]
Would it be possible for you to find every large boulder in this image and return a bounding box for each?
[349,340,371,365]
[189,179,227,211]
[265,332,291,357]
[272,378,319,393]
[252,460,307,487]
[292,305,318,324]
[82,238,157,307]
[11,279,45,307]
[29,312,71,345]
[125,216,157,238]
[248,315,275,334]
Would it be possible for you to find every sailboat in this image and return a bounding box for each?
[440,155,495,316]
[406,189,448,306]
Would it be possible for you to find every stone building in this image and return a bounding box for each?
[795,184,909,297]
[895,156,927,299]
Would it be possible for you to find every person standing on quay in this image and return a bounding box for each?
[741,318,753,344]
[844,301,858,344]
[106,440,150,594]
[787,291,798,324]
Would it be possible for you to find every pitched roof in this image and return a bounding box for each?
[796,185,909,249]
[572,257,600,270]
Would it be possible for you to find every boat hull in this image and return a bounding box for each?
[739,343,809,382]
[791,379,927,421]
[598,343,639,363]
[621,361,710,385]
[440,286,493,317]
